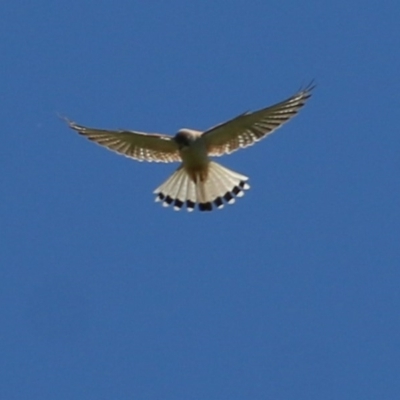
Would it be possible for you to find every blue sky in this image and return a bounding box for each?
[1,1,399,399]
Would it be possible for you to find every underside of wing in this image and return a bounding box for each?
[202,83,314,156]
[66,120,181,163]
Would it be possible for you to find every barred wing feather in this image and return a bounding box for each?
[202,84,314,157]
[68,120,181,163]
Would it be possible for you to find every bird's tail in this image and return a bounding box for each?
[153,161,250,212]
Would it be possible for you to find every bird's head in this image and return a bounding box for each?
[174,129,202,149]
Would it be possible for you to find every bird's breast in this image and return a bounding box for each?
[180,139,209,169]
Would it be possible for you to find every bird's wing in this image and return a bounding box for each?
[66,120,181,163]
[202,84,314,157]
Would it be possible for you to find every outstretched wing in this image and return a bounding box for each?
[202,84,314,157]
[66,120,181,163]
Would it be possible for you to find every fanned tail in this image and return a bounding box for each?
[153,162,250,212]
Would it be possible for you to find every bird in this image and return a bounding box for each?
[65,83,314,212]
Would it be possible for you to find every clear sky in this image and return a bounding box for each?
[1,1,399,399]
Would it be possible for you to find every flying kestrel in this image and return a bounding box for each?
[66,84,313,212]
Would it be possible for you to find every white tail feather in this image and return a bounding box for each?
[153,161,250,212]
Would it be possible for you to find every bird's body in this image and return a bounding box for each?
[66,84,314,212]
[176,129,208,171]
